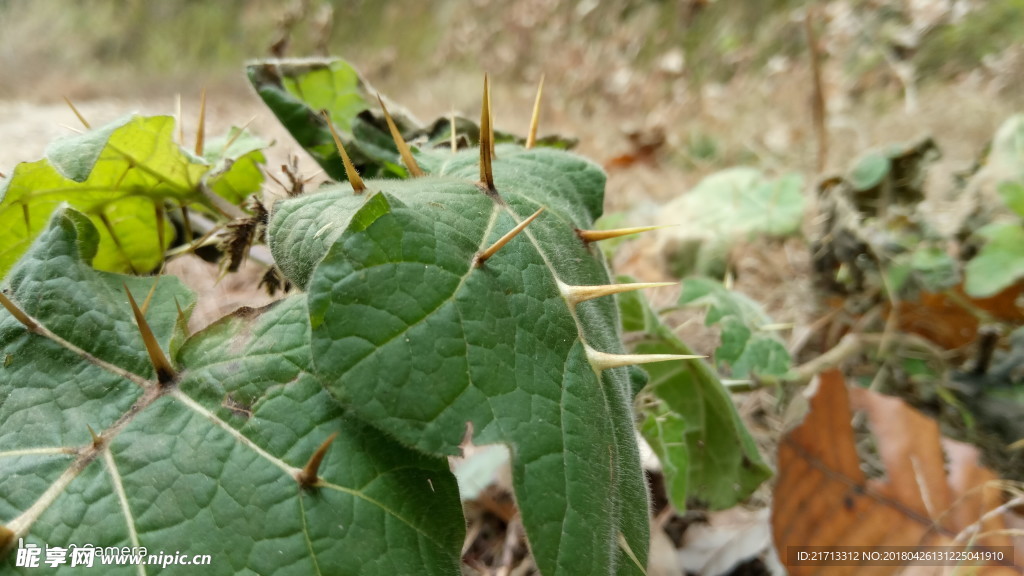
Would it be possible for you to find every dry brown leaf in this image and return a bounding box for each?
[773,370,1023,575]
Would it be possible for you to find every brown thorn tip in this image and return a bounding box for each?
[0,292,37,331]
[586,347,704,371]
[63,96,91,130]
[526,75,545,149]
[195,88,207,157]
[0,524,13,553]
[87,425,102,448]
[479,75,495,191]
[561,281,676,306]
[124,284,176,384]
[297,432,338,487]
[376,94,423,178]
[474,207,545,267]
[576,225,666,243]
[321,110,366,193]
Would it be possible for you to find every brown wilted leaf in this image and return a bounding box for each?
[773,370,1023,575]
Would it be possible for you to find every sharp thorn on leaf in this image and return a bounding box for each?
[140,272,162,315]
[124,284,176,384]
[585,346,704,371]
[560,281,676,306]
[62,96,91,129]
[297,432,338,488]
[449,110,458,153]
[0,524,14,554]
[526,74,545,149]
[474,207,544,267]
[195,88,207,157]
[377,94,424,177]
[0,291,38,331]
[175,93,184,145]
[576,225,667,243]
[222,115,257,152]
[487,77,495,159]
[87,425,103,448]
[479,74,495,192]
[321,110,366,193]
[173,297,190,339]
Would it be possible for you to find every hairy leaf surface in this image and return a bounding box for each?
[0,208,462,574]
[271,145,649,575]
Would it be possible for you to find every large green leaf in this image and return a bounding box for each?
[0,208,463,574]
[0,115,264,279]
[618,283,771,512]
[271,145,649,575]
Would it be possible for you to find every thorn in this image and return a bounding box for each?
[585,346,704,371]
[576,225,667,243]
[179,202,193,244]
[87,425,102,448]
[449,110,457,153]
[559,281,676,306]
[222,116,257,152]
[173,297,190,338]
[376,94,423,177]
[21,204,30,233]
[0,291,38,331]
[474,207,544,267]
[140,272,162,315]
[296,432,338,488]
[124,284,176,384]
[62,96,91,129]
[479,75,495,191]
[175,93,184,145]
[320,110,366,193]
[195,88,207,157]
[487,78,495,159]
[526,74,545,149]
[0,524,13,553]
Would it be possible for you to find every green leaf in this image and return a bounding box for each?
[639,407,689,509]
[202,127,269,205]
[1,208,463,574]
[848,151,891,191]
[678,277,791,378]
[661,168,804,277]
[964,223,1024,297]
[998,181,1024,219]
[0,115,261,279]
[247,58,577,183]
[246,58,407,181]
[630,301,772,512]
[277,145,648,575]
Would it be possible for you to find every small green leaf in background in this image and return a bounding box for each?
[964,222,1024,297]
[660,167,804,277]
[848,151,891,191]
[621,286,771,512]
[0,115,263,279]
[1,208,463,575]
[678,276,791,378]
[998,180,1024,218]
